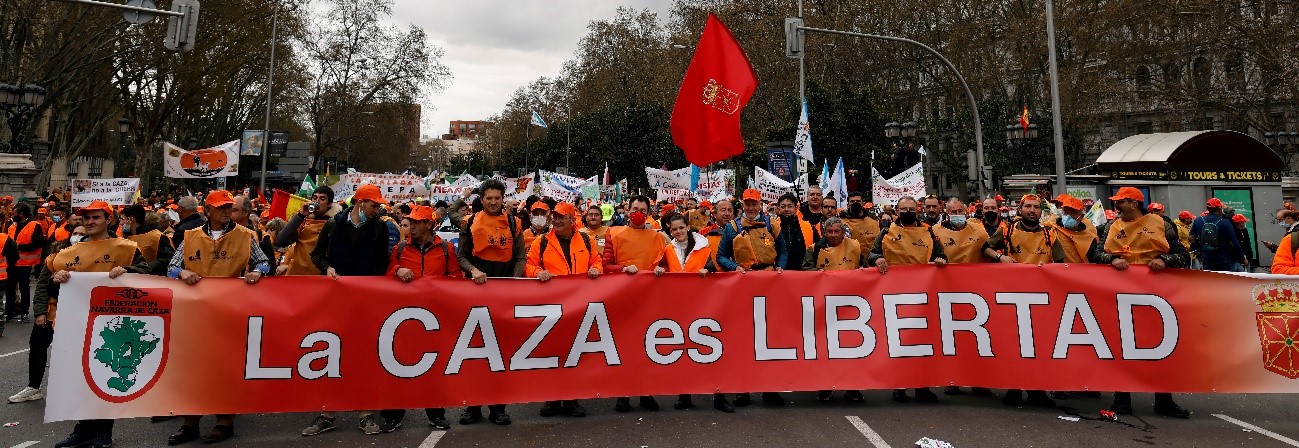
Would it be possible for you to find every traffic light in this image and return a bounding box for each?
[785,17,805,59]
[165,0,201,52]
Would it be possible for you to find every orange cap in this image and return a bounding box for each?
[353,184,388,205]
[1206,197,1225,208]
[994,195,1005,201]
[1178,210,1193,220]
[661,204,677,216]
[530,201,550,212]
[742,189,762,202]
[1054,194,1083,212]
[1149,202,1165,211]
[75,200,114,217]
[552,202,578,218]
[1108,187,1145,203]
[407,205,435,221]
[1232,214,1248,223]
[36,207,48,214]
[865,202,874,208]
[205,190,235,208]
[1019,194,1042,204]
[699,200,713,210]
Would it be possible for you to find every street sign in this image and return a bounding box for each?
[164,0,201,52]
[123,0,157,24]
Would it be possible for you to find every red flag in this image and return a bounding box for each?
[1020,105,1031,132]
[670,13,757,167]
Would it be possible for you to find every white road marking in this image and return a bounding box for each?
[419,430,447,448]
[845,416,892,448]
[1214,413,1299,447]
[0,348,30,359]
[10,441,40,448]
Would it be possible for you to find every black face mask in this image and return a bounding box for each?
[898,211,919,225]
[850,203,863,214]
[983,211,999,222]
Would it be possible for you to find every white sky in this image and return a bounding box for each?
[389,0,674,139]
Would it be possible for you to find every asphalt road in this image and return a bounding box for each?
[1,303,1297,447]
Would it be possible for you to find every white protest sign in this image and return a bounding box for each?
[871,163,927,206]
[645,166,691,190]
[70,178,140,207]
[331,172,430,202]
[754,167,795,202]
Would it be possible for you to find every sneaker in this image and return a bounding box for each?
[1154,396,1191,419]
[914,388,940,403]
[674,395,694,410]
[614,397,632,413]
[539,401,561,417]
[91,431,113,448]
[428,416,450,430]
[1002,389,1024,406]
[379,418,402,434]
[458,407,483,425]
[943,386,963,396]
[20,314,29,323]
[55,431,93,448]
[358,415,381,435]
[167,425,200,445]
[8,386,43,403]
[639,396,661,411]
[301,416,335,437]
[712,395,735,413]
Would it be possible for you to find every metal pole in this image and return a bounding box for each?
[798,26,987,198]
[525,121,530,174]
[51,0,184,16]
[565,107,571,173]
[259,0,278,198]
[1046,0,1067,194]
[797,0,807,182]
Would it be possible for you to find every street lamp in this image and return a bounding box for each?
[0,83,47,154]
[884,122,901,139]
[1266,131,1299,174]
[1007,120,1041,174]
[116,117,132,177]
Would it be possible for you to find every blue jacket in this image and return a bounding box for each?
[716,213,788,271]
[1189,214,1244,267]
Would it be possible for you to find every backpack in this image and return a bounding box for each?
[394,239,454,276]
[1199,216,1221,251]
[538,232,593,273]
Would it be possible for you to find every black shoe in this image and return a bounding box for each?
[1026,390,1057,408]
[151,416,177,423]
[201,424,234,444]
[1073,391,1103,398]
[614,397,632,413]
[674,395,694,410]
[761,392,785,407]
[539,401,561,417]
[458,407,483,425]
[92,432,113,448]
[1002,389,1024,406]
[1154,400,1191,419]
[713,395,735,413]
[816,390,833,402]
[733,393,751,407]
[487,411,511,425]
[379,417,402,434]
[563,400,587,417]
[167,426,200,445]
[844,390,866,403]
[1110,396,1134,415]
[943,386,962,396]
[914,388,939,403]
[55,431,93,448]
[639,396,661,411]
[971,387,995,397]
[891,389,911,403]
[428,416,450,430]
[1049,392,1070,400]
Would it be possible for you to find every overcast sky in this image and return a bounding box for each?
[389,0,674,139]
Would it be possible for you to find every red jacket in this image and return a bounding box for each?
[387,236,463,278]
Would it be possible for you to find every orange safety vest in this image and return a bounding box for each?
[610,226,666,270]
[46,238,140,325]
[662,237,711,273]
[1052,220,1098,264]
[931,223,990,264]
[814,238,863,271]
[388,236,461,278]
[522,228,546,254]
[285,218,327,275]
[1103,213,1170,265]
[881,224,936,266]
[0,233,10,280]
[468,211,517,263]
[525,230,600,277]
[1006,223,1055,264]
[126,229,168,262]
[52,225,71,243]
[181,225,255,277]
[843,217,881,253]
[11,221,41,267]
[732,218,778,269]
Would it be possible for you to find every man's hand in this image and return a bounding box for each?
[34,314,46,326]
[179,270,201,285]
[735,267,746,274]
[932,258,947,267]
[1111,258,1130,271]
[698,268,708,277]
[245,271,263,284]
[396,267,414,283]
[1265,241,1279,252]
[470,268,488,285]
[1149,258,1167,271]
[52,270,71,284]
[326,267,340,280]
[538,270,553,282]
[775,267,784,273]
[998,254,1017,263]
[622,265,639,275]
[108,266,128,279]
[875,258,889,274]
[653,266,665,277]
[276,265,290,276]
[587,268,600,279]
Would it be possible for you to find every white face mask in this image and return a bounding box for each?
[69,235,85,244]
[530,215,548,228]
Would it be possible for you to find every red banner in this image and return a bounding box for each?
[46,265,1299,421]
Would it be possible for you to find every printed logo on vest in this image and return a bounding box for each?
[82,287,173,403]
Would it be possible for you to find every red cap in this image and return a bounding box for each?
[1109,187,1145,202]
[1054,194,1084,212]
[36,207,48,214]
[76,200,114,217]
[407,205,435,221]
[699,200,713,210]
[530,202,550,212]
[1207,198,1225,208]
[742,189,762,202]
[1232,214,1248,223]
[1178,210,1193,220]
[353,184,388,205]
[205,190,235,208]
[1149,202,1165,211]
[994,195,1005,201]
[661,204,677,216]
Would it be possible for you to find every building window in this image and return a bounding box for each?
[1136,66,1152,100]
[1192,56,1211,92]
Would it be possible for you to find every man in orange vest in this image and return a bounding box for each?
[6,203,45,323]
[867,196,947,404]
[120,205,176,275]
[47,201,149,448]
[1089,187,1191,418]
[0,215,17,338]
[275,186,340,275]
[165,190,270,445]
[525,201,599,419]
[1049,194,1098,264]
[522,201,551,249]
[579,204,610,256]
[700,199,735,270]
[47,207,68,240]
[455,179,522,426]
[803,216,868,403]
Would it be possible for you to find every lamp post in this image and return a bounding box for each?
[1006,121,1040,175]
[884,121,920,179]
[0,83,47,154]
[1265,131,1299,175]
[116,117,132,177]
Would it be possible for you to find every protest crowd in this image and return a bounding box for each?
[0,173,1284,448]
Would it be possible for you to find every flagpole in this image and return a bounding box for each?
[796,0,807,186]
[525,119,530,175]
[258,0,279,199]
[1046,0,1067,194]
